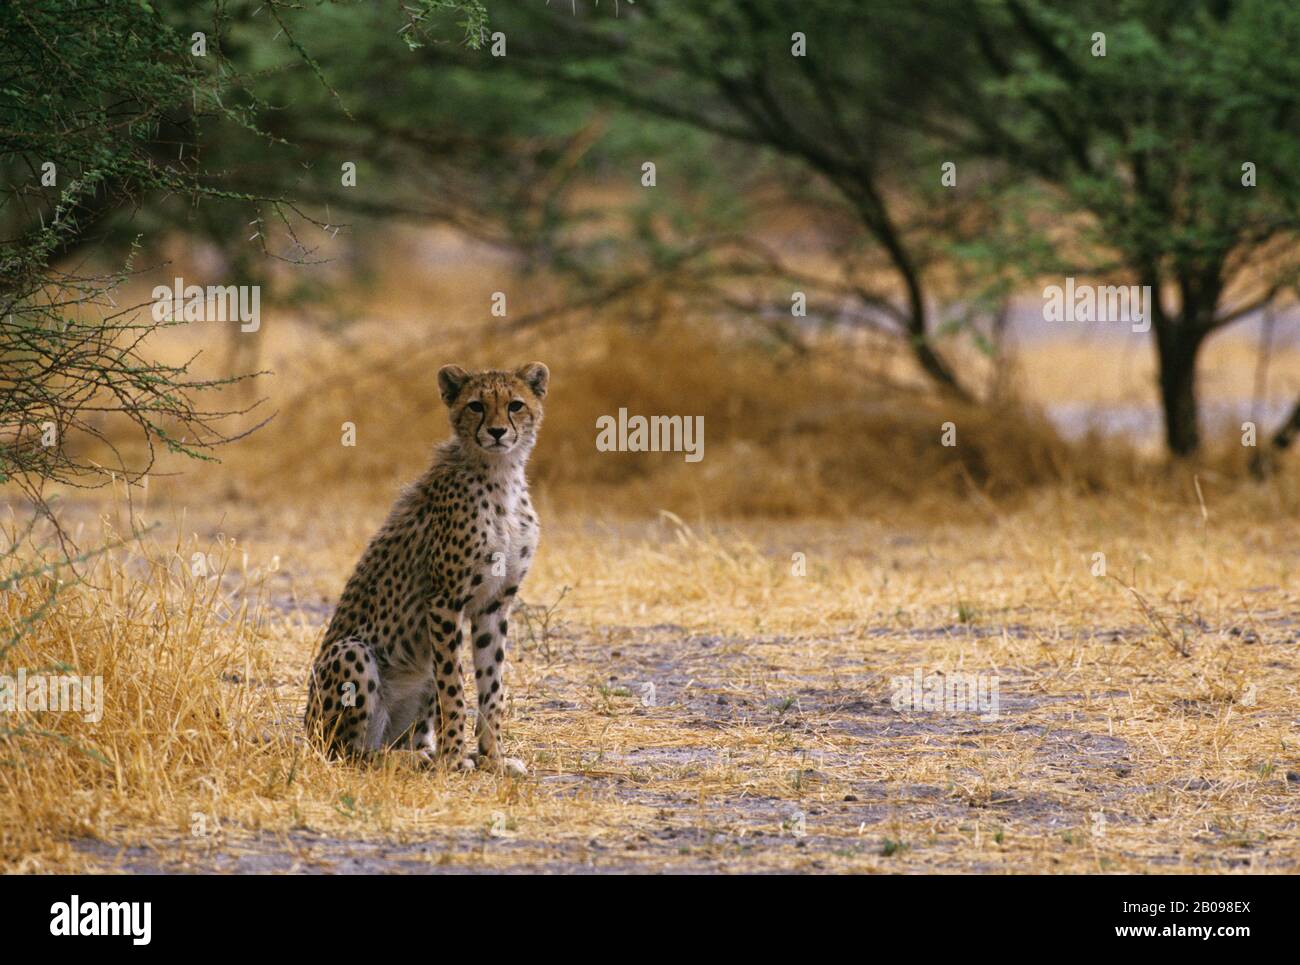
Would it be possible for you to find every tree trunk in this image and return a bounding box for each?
[1156,324,1206,457]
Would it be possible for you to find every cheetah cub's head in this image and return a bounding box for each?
[437,362,548,459]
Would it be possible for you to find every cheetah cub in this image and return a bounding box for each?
[305,362,548,776]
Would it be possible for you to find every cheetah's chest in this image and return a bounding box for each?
[463,485,532,605]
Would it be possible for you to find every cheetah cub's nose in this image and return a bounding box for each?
[487,427,507,441]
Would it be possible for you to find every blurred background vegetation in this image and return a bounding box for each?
[4,0,1300,517]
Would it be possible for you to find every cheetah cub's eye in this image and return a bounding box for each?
[508,400,524,413]
[467,401,485,413]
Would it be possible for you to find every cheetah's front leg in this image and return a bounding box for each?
[471,594,527,776]
[428,605,474,770]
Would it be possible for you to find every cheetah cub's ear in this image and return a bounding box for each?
[437,364,469,405]
[516,361,549,399]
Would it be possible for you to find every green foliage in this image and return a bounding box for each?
[400,0,490,51]
[963,0,1300,293]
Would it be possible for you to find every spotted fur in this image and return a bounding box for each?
[304,362,549,776]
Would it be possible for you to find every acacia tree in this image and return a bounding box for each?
[941,0,1300,456]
